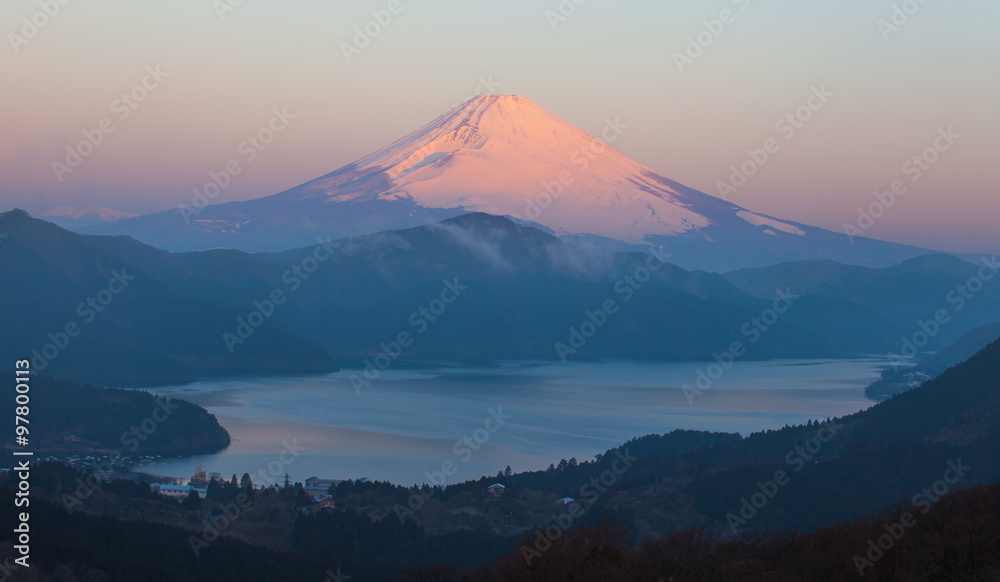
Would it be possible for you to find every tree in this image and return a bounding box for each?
[293,484,311,508]
[504,465,513,478]
[240,473,253,490]
[181,489,201,510]
[206,478,222,500]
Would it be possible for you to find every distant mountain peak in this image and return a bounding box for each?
[0,208,31,221]
[43,206,137,223]
[291,92,719,245]
[81,96,943,270]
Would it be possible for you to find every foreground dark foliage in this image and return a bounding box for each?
[481,483,1000,582]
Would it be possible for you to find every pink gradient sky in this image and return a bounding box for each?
[1,0,997,253]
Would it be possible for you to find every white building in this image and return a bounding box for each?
[152,483,207,499]
[304,476,342,494]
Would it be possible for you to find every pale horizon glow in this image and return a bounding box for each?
[1,0,998,253]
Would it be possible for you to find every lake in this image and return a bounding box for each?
[141,358,889,486]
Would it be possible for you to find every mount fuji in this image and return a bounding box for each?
[85,95,938,271]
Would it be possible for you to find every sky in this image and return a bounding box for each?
[1,0,997,253]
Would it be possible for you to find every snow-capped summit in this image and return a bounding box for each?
[42,206,137,228]
[294,94,715,244]
[82,95,937,270]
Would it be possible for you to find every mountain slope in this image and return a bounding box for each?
[0,210,337,386]
[865,321,1000,400]
[83,212,841,361]
[83,211,930,360]
[724,254,1000,346]
[83,95,942,271]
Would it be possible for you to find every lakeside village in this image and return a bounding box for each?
[24,452,355,507]
[17,453,522,507]
[150,467,345,510]
[4,451,521,512]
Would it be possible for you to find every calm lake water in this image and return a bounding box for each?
[142,358,888,486]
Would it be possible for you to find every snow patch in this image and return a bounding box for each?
[736,211,805,236]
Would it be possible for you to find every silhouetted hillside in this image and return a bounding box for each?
[725,254,1000,347]
[0,210,338,386]
[0,375,229,456]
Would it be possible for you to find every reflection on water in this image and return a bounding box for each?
[143,358,888,486]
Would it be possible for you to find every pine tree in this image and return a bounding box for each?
[206,478,222,500]
[181,489,201,510]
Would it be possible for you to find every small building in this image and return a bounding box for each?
[488,483,506,497]
[556,497,575,505]
[304,476,342,494]
[152,484,207,499]
[318,498,336,509]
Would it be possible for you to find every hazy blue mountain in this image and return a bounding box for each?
[85,212,899,362]
[724,254,1000,347]
[6,211,957,376]
[0,209,338,387]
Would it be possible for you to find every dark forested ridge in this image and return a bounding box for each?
[0,375,230,457]
[0,209,338,387]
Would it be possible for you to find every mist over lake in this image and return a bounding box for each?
[142,358,889,485]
